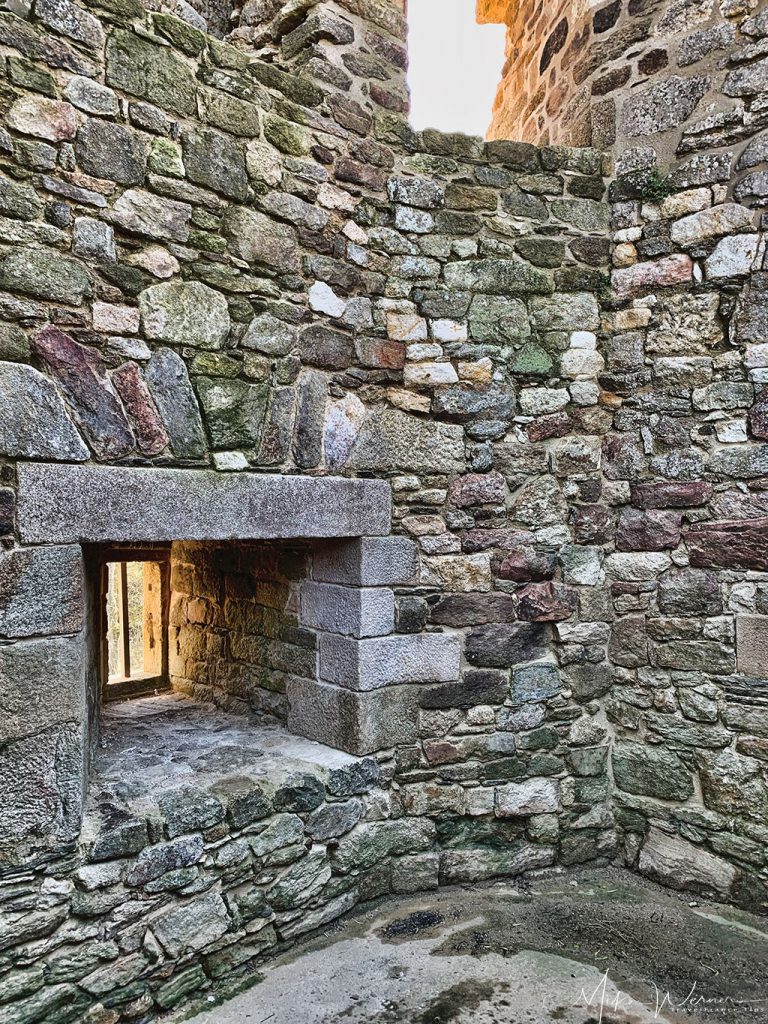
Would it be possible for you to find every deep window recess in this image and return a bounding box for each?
[100,548,170,701]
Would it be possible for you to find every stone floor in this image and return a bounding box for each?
[87,694,366,825]
[180,867,768,1024]
[96,695,363,788]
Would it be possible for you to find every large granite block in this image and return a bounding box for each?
[0,636,85,743]
[300,582,394,638]
[318,633,462,690]
[0,546,83,639]
[287,678,419,756]
[17,464,391,543]
[312,536,419,586]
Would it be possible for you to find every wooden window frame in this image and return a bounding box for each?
[98,545,171,703]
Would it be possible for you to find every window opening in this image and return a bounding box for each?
[407,0,506,137]
[100,548,170,701]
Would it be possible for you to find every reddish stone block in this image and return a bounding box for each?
[449,471,506,508]
[616,509,682,551]
[687,518,768,572]
[573,504,612,544]
[527,412,572,442]
[516,582,578,622]
[631,481,713,508]
[34,325,134,460]
[462,528,534,553]
[112,362,169,457]
[612,254,693,298]
[354,337,406,369]
[749,386,768,440]
[497,544,557,583]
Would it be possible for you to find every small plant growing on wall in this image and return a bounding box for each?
[638,168,673,203]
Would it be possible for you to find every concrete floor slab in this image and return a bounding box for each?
[180,867,768,1024]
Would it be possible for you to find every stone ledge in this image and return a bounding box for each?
[312,536,420,585]
[287,678,420,755]
[300,582,395,638]
[17,464,392,543]
[318,633,463,690]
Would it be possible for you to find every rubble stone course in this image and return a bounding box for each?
[0,0,767,1020]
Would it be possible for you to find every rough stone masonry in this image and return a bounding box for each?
[0,0,767,1021]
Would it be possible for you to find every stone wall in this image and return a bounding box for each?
[170,541,315,720]
[1,0,768,1019]
[483,0,768,160]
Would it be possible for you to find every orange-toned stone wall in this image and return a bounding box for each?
[480,0,593,146]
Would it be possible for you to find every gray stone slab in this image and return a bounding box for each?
[300,582,394,638]
[17,464,391,543]
[736,616,768,678]
[0,545,83,639]
[0,636,85,743]
[312,537,419,586]
[0,722,85,852]
[318,633,462,690]
[287,678,419,756]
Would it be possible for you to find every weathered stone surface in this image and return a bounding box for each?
[687,519,768,572]
[444,259,552,295]
[145,348,208,461]
[36,0,105,49]
[736,617,768,678]
[222,207,299,273]
[183,127,247,199]
[616,509,681,552]
[0,361,88,461]
[0,544,82,639]
[127,836,204,887]
[314,537,418,587]
[630,481,712,509]
[0,637,84,742]
[511,662,561,703]
[140,281,230,350]
[306,799,362,841]
[420,669,509,709]
[106,30,197,117]
[151,892,229,956]
[111,362,169,457]
[299,325,355,370]
[0,723,84,849]
[658,569,722,616]
[300,582,394,639]
[288,678,419,755]
[670,204,756,247]
[449,472,505,508]
[516,583,577,622]
[612,743,693,800]
[496,778,559,816]
[35,326,134,460]
[76,118,146,185]
[0,244,90,305]
[468,294,530,342]
[612,255,693,298]
[110,189,191,242]
[622,76,709,136]
[465,623,549,668]
[7,94,76,141]
[196,377,269,449]
[17,464,392,543]
[348,409,464,473]
[429,593,516,627]
[639,828,736,897]
[318,632,461,689]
